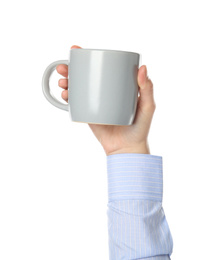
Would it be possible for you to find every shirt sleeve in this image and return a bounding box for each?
[106,153,173,260]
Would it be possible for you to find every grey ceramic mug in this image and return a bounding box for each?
[42,49,140,125]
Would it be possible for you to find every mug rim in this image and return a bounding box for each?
[70,48,140,56]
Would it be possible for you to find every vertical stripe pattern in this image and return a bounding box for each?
[107,153,173,260]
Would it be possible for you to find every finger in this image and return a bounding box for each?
[71,45,82,49]
[58,79,68,89]
[56,64,68,78]
[56,45,82,77]
[133,65,156,126]
[137,65,156,113]
[61,90,68,102]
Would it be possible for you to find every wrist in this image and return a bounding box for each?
[106,142,150,156]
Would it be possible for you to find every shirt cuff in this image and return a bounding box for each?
[107,153,163,203]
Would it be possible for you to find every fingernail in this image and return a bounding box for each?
[145,65,148,78]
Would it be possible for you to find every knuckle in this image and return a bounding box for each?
[144,101,156,112]
[152,101,156,110]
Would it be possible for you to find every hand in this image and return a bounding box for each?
[57,45,156,156]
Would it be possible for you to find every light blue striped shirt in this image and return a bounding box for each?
[107,153,173,260]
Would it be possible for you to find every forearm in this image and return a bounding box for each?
[106,153,173,260]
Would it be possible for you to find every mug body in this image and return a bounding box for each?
[68,49,140,125]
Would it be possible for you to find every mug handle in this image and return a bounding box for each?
[42,60,69,111]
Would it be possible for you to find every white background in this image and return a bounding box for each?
[0,0,223,259]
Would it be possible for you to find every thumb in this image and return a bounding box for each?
[133,65,156,126]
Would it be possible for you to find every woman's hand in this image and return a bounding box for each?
[56,45,156,156]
